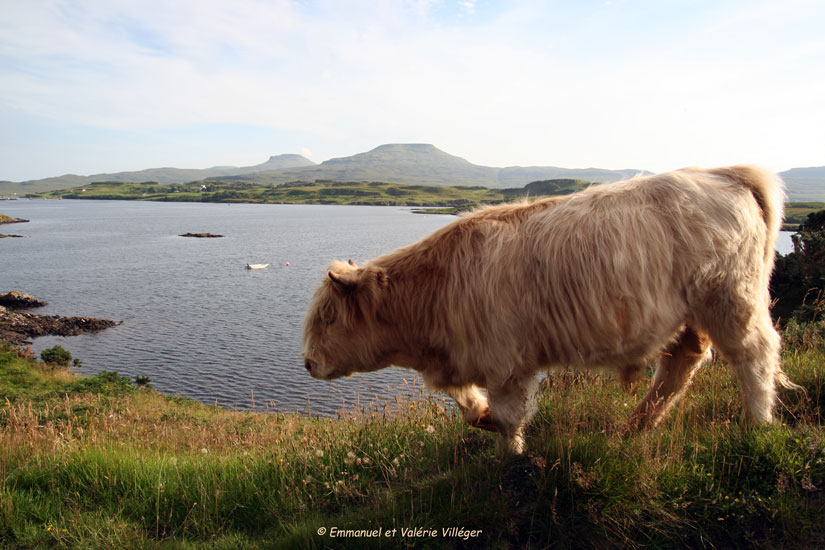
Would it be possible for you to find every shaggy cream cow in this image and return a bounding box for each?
[302,166,798,456]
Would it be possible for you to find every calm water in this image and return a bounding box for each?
[776,230,794,255]
[0,200,454,415]
[0,199,798,414]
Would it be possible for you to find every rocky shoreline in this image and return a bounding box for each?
[0,292,119,346]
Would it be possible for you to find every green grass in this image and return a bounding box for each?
[28,182,825,226]
[28,179,592,210]
[783,202,825,230]
[1,338,824,549]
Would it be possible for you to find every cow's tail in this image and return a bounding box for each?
[719,165,785,267]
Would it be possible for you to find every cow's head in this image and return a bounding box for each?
[302,259,390,379]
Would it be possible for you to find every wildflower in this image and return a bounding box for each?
[362,457,372,465]
[393,457,401,467]
[347,451,356,459]
[425,425,435,433]
[200,448,208,455]
[315,449,324,458]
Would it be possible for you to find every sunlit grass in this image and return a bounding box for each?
[1,334,824,549]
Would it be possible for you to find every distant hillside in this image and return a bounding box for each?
[7,144,822,198]
[31,177,593,210]
[497,166,645,186]
[780,167,825,201]
[0,154,315,196]
[208,144,647,188]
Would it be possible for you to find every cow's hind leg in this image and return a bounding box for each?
[702,305,782,424]
[448,384,497,432]
[487,376,540,456]
[625,325,711,431]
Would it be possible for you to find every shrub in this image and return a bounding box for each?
[40,345,72,366]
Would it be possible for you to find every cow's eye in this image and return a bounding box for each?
[324,318,334,326]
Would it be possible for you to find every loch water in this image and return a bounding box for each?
[0,199,797,415]
[0,200,454,415]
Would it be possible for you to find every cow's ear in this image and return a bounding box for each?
[348,258,358,267]
[374,267,387,288]
[328,270,357,289]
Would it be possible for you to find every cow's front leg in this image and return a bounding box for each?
[447,384,497,432]
[487,376,540,456]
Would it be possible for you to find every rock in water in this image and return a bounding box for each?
[0,291,47,308]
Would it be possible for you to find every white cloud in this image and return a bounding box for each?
[458,0,478,15]
[1,0,824,179]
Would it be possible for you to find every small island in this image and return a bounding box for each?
[179,232,224,238]
[0,213,28,237]
[0,213,29,225]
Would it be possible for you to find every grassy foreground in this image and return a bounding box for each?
[1,336,824,549]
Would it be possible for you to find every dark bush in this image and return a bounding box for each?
[40,345,72,366]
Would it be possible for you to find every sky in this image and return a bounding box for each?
[1,0,823,182]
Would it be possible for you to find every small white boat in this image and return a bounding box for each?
[245,263,269,270]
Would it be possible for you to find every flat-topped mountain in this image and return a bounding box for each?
[211,144,649,188]
[5,144,823,199]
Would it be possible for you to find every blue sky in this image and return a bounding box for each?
[1,0,823,181]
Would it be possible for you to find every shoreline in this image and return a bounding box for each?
[0,292,119,347]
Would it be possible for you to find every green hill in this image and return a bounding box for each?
[780,166,825,201]
[30,177,594,209]
[3,144,647,195]
[9,146,823,199]
[0,154,315,196]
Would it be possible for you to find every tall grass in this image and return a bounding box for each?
[1,335,824,549]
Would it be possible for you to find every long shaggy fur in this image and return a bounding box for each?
[303,166,795,456]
